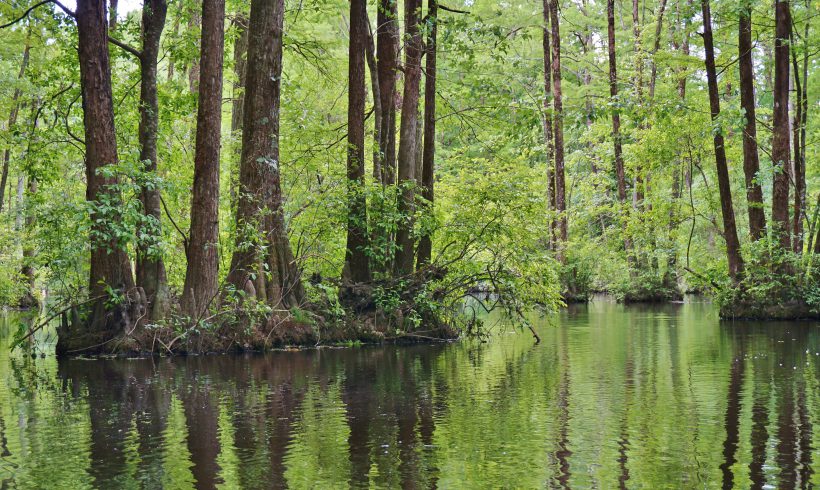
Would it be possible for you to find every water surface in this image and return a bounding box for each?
[0,298,818,488]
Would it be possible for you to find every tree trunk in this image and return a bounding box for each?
[364,12,381,181]
[542,0,556,248]
[108,0,118,30]
[377,0,399,186]
[230,13,249,212]
[771,0,791,249]
[790,31,804,253]
[607,0,626,205]
[416,0,437,268]
[136,0,170,321]
[181,0,225,318]
[393,0,423,276]
[187,8,202,93]
[226,0,304,309]
[738,1,766,241]
[0,39,30,215]
[631,0,645,208]
[19,177,38,309]
[344,0,372,283]
[548,0,567,255]
[58,0,140,355]
[648,0,668,99]
[701,0,744,281]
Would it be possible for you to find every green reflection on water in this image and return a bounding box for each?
[0,298,818,488]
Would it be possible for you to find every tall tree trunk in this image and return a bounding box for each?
[181,0,225,318]
[344,0,371,283]
[19,176,38,309]
[393,0,423,276]
[648,0,668,99]
[377,0,399,186]
[631,0,645,207]
[0,39,30,214]
[607,0,626,205]
[58,0,140,355]
[108,0,118,30]
[771,0,791,249]
[136,0,170,321]
[701,0,744,281]
[738,0,766,241]
[790,31,804,253]
[230,13,249,213]
[549,0,567,256]
[226,0,304,308]
[416,0,437,268]
[187,8,202,93]
[542,0,556,248]
[364,13,381,181]
[798,12,809,252]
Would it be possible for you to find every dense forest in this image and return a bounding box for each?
[0,0,817,355]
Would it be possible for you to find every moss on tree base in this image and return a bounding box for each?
[55,308,459,358]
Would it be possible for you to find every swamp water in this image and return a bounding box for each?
[0,298,818,488]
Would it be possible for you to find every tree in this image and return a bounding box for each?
[226,0,304,308]
[181,0,225,318]
[377,0,399,186]
[771,0,791,249]
[548,0,567,255]
[344,0,371,283]
[136,0,170,320]
[57,0,141,354]
[738,0,766,241]
[0,34,30,214]
[606,0,626,206]
[701,0,744,280]
[394,0,423,276]
[417,0,438,267]
[542,0,556,247]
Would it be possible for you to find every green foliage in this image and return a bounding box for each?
[715,239,820,319]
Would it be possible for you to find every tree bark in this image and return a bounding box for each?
[790,30,804,253]
[230,13,249,214]
[226,0,304,308]
[19,176,38,309]
[136,0,170,321]
[377,0,399,186]
[416,0,437,268]
[108,0,118,30]
[0,39,30,215]
[364,12,381,181]
[231,15,248,136]
[542,0,556,248]
[344,0,372,283]
[548,0,568,255]
[771,0,791,249]
[393,0,423,276]
[738,1,766,241]
[631,0,647,209]
[181,0,225,318]
[607,0,626,205]
[701,0,744,281]
[58,0,140,355]
[187,8,202,93]
[648,0,668,99]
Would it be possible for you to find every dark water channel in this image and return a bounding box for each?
[0,298,818,488]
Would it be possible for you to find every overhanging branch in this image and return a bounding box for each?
[0,0,75,29]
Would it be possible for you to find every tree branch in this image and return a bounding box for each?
[108,36,143,59]
[439,4,470,14]
[0,0,75,29]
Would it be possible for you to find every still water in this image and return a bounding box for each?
[0,298,818,488]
